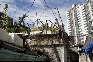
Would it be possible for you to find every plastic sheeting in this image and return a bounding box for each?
[84,42,93,54]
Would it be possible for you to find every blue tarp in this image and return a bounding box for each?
[84,42,93,54]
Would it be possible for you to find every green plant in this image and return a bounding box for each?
[6,28,14,33]
[1,4,9,29]
[18,27,26,32]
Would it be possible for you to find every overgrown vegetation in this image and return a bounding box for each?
[0,4,28,33]
[0,4,59,33]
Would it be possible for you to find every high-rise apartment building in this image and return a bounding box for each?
[67,0,93,44]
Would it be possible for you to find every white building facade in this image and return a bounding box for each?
[67,0,93,44]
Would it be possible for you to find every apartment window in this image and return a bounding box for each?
[81,7,84,10]
[79,28,82,32]
[80,37,84,40]
[77,12,80,15]
[89,21,92,25]
[92,12,93,15]
[91,5,93,11]
[83,18,86,20]
[67,15,70,17]
[84,23,88,26]
[86,11,90,15]
[86,5,89,9]
[91,8,93,12]
[82,13,85,17]
[88,17,90,20]
[78,17,81,20]
[90,1,93,4]
[82,9,85,12]
[84,22,88,25]
[86,14,90,20]
[78,20,81,23]
[78,23,81,26]
[76,6,79,8]
[84,26,88,29]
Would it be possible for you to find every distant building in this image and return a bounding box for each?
[66,0,93,44]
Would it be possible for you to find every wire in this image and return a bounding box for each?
[56,7,63,22]
[43,0,63,23]
[43,0,51,9]
[30,0,35,8]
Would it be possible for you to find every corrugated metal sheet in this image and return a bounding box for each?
[0,49,45,61]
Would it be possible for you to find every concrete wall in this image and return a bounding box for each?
[0,29,23,47]
[79,54,89,62]
[31,45,66,62]
[26,33,69,62]
[79,54,93,62]
[9,33,23,47]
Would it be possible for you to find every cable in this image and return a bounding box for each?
[30,0,35,8]
[43,0,63,23]
[56,7,63,22]
[43,0,52,9]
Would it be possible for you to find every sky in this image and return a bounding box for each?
[0,0,86,33]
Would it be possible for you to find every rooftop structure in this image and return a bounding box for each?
[67,0,93,44]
